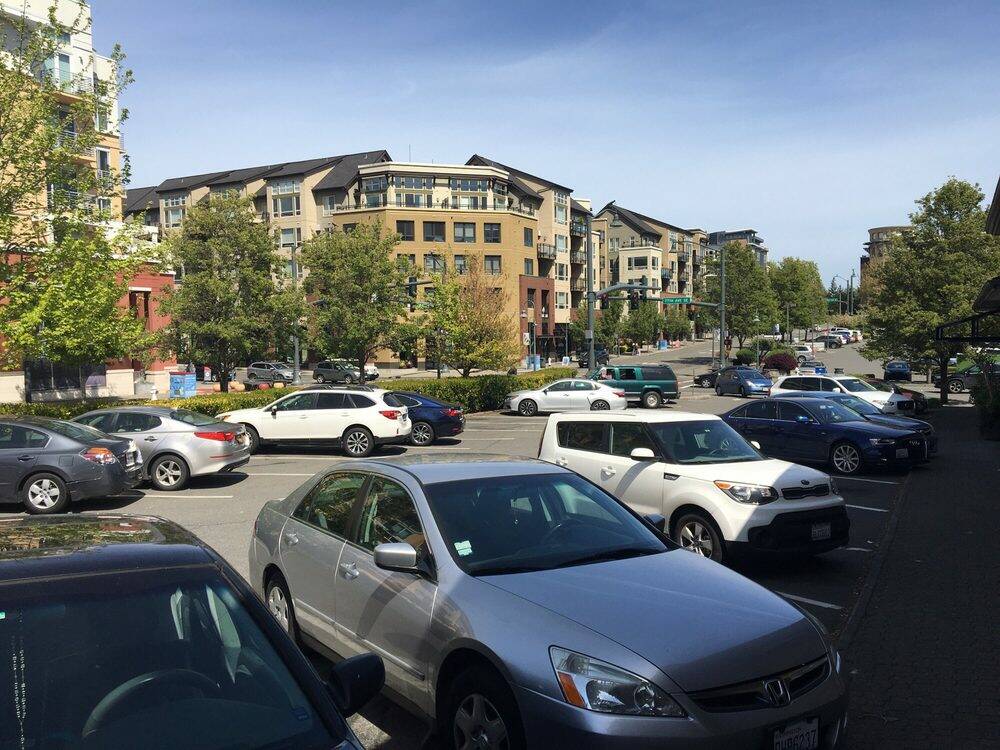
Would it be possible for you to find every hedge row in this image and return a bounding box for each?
[0,368,578,420]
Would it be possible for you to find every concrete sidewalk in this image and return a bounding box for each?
[843,405,1000,748]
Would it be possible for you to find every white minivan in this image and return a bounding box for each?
[770,374,911,413]
[538,412,849,563]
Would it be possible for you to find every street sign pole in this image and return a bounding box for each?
[719,243,726,370]
[586,211,595,371]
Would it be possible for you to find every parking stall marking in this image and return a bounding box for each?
[837,477,900,485]
[846,504,890,513]
[134,494,235,499]
[775,592,844,610]
[842,547,874,553]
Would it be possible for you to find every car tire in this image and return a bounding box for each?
[149,454,190,491]
[673,511,725,563]
[715,385,722,396]
[411,421,435,446]
[21,472,69,515]
[441,664,526,750]
[517,399,538,417]
[243,424,261,454]
[947,379,964,394]
[345,373,357,384]
[590,399,610,411]
[343,426,374,457]
[830,441,863,475]
[265,572,297,641]
[248,372,257,381]
[643,391,662,409]
[740,385,748,398]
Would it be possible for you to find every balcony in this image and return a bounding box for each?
[321,200,535,217]
[38,69,95,96]
[570,278,586,292]
[661,268,672,281]
[537,243,557,260]
[570,250,587,264]
[677,250,691,263]
[570,219,587,237]
[47,187,95,211]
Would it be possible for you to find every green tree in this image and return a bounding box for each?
[663,306,691,340]
[158,194,301,392]
[0,218,155,369]
[301,221,408,376]
[701,242,779,347]
[1,4,132,258]
[768,257,827,339]
[421,253,521,377]
[595,299,625,350]
[623,301,663,346]
[863,178,1000,402]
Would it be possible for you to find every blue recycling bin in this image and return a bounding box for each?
[169,371,197,398]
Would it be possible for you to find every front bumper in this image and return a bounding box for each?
[513,669,848,749]
[864,436,929,466]
[743,506,851,554]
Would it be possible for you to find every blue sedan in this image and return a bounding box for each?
[774,391,937,455]
[722,396,929,475]
[390,391,465,446]
[715,367,773,397]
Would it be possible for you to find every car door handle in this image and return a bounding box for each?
[283,532,299,546]
[601,466,617,477]
[298,415,308,419]
[143,436,158,442]
[339,562,359,580]
[554,457,568,467]
[17,455,35,462]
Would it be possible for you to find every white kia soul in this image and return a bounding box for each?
[538,411,849,563]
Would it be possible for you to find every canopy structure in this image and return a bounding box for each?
[935,275,1000,344]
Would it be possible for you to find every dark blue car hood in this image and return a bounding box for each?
[865,415,928,431]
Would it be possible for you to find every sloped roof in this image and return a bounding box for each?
[987,175,1000,236]
[312,150,392,192]
[156,171,232,193]
[596,201,662,239]
[570,198,591,215]
[466,154,572,194]
[203,163,285,187]
[124,185,158,215]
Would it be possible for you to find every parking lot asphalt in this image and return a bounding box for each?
[0,340,928,748]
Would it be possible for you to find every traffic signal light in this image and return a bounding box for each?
[629,290,641,310]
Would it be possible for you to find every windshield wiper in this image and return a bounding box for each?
[554,546,659,569]
[470,563,549,576]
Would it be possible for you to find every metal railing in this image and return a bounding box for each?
[321,200,535,217]
[570,278,586,291]
[537,243,557,260]
[39,69,95,95]
[570,250,587,264]
[46,187,96,211]
[570,220,587,236]
[677,250,691,262]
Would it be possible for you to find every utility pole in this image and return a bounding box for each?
[585,211,596,371]
[290,242,301,385]
[848,270,856,316]
[718,243,726,370]
[785,302,791,343]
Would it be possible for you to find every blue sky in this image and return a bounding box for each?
[94,0,1000,283]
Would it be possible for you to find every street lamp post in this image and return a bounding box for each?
[586,211,596,371]
[834,274,852,317]
[290,243,301,385]
[719,243,726,370]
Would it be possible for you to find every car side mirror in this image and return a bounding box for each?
[630,447,656,460]
[643,513,667,533]
[326,653,385,717]
[373,542,419,574]
[268,406,278,416]
[750,440,762,450]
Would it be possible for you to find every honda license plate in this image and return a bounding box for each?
[773,717,819,750]
[895,448,908,458]
[810,522,831,541]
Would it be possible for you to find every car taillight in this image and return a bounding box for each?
[380,410,401,419]
[443,408,462,417]
[613,390,625,397]
[81,447,117,465]
[195,431,234,441]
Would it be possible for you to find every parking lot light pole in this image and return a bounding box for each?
[586,211,596,371]
[719,244,726,371]
[291,244,301,385]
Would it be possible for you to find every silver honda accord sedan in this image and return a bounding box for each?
[250,455,847,749]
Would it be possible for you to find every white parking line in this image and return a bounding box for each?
[846,504,890,513]
[137,494,235,499]
[837,477,899,485]
[242,473,315,477]
[775,592,843,610]
[842,546,873,552]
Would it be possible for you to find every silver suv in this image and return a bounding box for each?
[74,407,249,491]
[247,361,294,383]
[250,455,847,749]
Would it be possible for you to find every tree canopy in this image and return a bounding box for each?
[700,242,779,346]
[769,257,827,336]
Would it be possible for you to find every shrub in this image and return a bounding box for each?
[0,368,579,420]
[748,338,774,354]
[734,349,757,366]
[764,352,798,374]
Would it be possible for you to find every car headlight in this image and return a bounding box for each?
[869,438,895,446]
[713,481,778,505]
[550,647,686,717]
[828,476,839,495]
[219,414,230,421]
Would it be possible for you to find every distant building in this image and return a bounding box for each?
[859,225,910,295]
[707,229,768,266]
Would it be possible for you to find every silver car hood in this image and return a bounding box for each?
[481,550,824,692]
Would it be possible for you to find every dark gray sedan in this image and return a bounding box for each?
[250,455,848,749]
[0,417,142,513]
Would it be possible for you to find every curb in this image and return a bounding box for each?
[836,467,913,651]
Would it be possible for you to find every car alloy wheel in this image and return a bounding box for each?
[453,694,509,750]
[831,443,861,474]
[517,399,537,417]
[678,520,715,558]
[150,455,189,491]
[25,475,67,513]
[590,399,610,411]
[411,421,435,446]
[267,584,290,631]
[344,428,373,457]
[947,379,964,393]
[643,391,661,408]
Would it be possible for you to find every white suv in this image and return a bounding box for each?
[538,411,848,563]
[218,386,410,457]
[770,374,910,413]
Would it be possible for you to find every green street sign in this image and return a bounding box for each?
[825,297,840,303]
[661,296,692,304]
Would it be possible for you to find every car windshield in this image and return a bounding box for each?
[36,420,107,442]
[169,409,219,426]
[423,473,669,576]
[839,378,877,392]
[887,362,908,370]
[830,394,880,416]
[272,363,292,370]
[742,370,768,380]
[810,401,866,424]
[647,419,764,464]
[0,567,341,749]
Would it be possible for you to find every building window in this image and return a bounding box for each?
[554,192,568,224]
[95,104,110,132]
[424,254,445,273]
[362,175,387,192]
[527,289,536,308]
[454,223,476,243]
[524,258,534,276]
[454,255,467,275]
[484,223,501,243]
[556,292,568,309]
[556,263,568,280]
[396,220,414,241]
[365,192,386,207]
[273,194,301,217]
[524,228,533,247]
[165,207,184,227]
[397,192,431,207]
[272,179,300,195]
[343,223,357,234]
[449,178,488,192]
[423,222,445,242]
[555,235,567,251]
[163,195,186,208]
[279,227,302,252]
[484,255,502,275]
[396,253,416,270]
[394,175,433,189]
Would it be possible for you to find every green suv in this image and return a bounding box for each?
[589,364,679,408]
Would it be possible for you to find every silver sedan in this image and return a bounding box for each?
[504,378,628,416]
[73,406,250,491]
[250,455,848,749]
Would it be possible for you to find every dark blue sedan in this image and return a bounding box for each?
[715,367,773,397]
[883,360,912,381]
[390,392,465,446]
[774,391,937,455]
[722,396,929,475]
